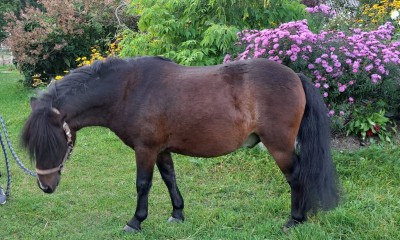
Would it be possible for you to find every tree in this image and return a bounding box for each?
[120,0,308,66]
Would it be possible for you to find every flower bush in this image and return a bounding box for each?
[226,19,400,135]
[4,0,119,86]
[52,37,122,82]
[360,0,400,26]
[346,105,396,142]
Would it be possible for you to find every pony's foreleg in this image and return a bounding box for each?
[156,152,185,222]
[124,148,157,233]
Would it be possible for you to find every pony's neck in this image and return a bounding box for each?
[58,81,118,131]
[65,106,113,131]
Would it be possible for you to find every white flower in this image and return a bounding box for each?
[390,10,399,20]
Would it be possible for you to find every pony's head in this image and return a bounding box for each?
[22,97,75,193]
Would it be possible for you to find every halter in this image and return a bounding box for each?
[35,122,74,175]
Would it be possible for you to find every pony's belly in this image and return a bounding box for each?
[167,132,259,158]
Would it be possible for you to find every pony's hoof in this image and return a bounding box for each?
[282,225,291,233]
[282,218,303,232]
[168,216,183,223]
[123,224,140,233]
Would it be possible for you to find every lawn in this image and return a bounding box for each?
[0,67,399,239]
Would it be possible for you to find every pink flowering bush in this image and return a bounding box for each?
[4,0,119,86]
[225,19,400,133]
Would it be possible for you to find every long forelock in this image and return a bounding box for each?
[22,108,67,164]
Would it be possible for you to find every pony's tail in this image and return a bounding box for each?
[296,73,340,213]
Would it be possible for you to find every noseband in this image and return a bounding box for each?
[35,121,74,175]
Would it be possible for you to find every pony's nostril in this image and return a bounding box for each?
[37,179,49,191]
[37,179,55,193]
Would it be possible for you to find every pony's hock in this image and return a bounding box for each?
[21,57,340,232]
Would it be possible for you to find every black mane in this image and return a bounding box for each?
[36,56,174,109]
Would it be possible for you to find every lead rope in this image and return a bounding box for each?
[0,115,37,205]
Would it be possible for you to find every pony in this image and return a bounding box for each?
[22,57,339,232]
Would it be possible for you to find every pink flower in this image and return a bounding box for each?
[338,85,347,92]
[371,73,381,83]
[223,54,231,63]
[326,66,333,73]
[315,83,321,88]
[349,97,354,103]
[365,64,373,71]
[378,65,386,74]
[323,83,329,89]
[323,92,329,98]
[308,64,315,69]
[339,111,345,116]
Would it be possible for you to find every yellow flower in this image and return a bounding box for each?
[55,75,63,80]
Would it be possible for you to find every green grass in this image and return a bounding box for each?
[0,67,399,239]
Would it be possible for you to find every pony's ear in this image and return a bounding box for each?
[30,97,39,110]
[47,108,62,126]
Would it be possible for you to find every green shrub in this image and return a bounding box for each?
[346,104,397,142]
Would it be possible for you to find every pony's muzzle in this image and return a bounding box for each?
[37,179,54,193]
[36,174,60,194]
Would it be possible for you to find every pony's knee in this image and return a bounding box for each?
[136,180,152,193]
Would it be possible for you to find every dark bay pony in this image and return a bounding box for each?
[22,57,339,232]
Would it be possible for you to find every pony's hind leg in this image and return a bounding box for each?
[261,140,307,229]
[156,151,185,222]
[284,153,308,229]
